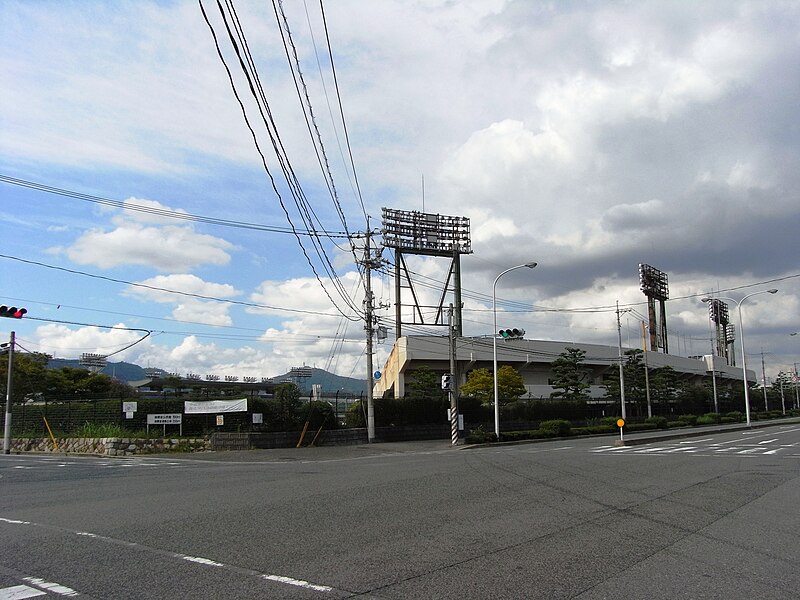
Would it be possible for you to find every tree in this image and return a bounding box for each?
[0,351,49,402]
[603,349,647,416]
[550,347,590,402]
[460,366,526,405]
[404,365,442,400]
[269,382,302,430]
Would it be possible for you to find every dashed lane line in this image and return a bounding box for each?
[0,516,336,595]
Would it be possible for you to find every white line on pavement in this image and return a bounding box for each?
[0,585,46,599]
[22,577,79,597]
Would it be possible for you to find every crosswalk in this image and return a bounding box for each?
[591,436,800,457]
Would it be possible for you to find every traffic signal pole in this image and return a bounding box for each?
[3,331,15,454]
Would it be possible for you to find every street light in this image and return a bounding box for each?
[701,289,778,426]
[493,261,537,440]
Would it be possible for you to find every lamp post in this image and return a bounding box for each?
[493,261,537,440]
[701,289,778,426]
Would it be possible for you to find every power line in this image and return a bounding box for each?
[0,174,353,238]
[0,254,353,319]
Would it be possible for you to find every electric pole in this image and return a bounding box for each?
[361,228,382,443]
[616,301,626,420]
[3,331,15,454]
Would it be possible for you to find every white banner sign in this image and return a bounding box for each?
[122,402,138,413]
[147,413,182,425]
[184,399,248,414]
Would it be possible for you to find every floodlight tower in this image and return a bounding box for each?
[381,208,472,337]
[638,264,670,353]
[708,299,731,363]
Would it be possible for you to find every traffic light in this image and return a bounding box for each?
[0,305,26,319]
[498,328,525,340]
[441,373,453,390]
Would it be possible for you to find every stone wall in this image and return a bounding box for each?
[9,436,210,455]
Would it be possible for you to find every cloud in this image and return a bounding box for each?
[124,274,239,326]
[47,196,236,271]
[34,323,146,361]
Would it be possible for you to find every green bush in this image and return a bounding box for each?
[626,422,658,432]
[702,412,721,424]
[538,419,572,436]
[696,415,717,425]
[725,411,745,422]
[466,428,496,444]
[668,420,690,428]
[645,416,668,429]
[503,430,552,441]
[678,414,698,426]
[720,416,736,424]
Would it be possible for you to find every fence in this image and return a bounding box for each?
[1,393,364,437]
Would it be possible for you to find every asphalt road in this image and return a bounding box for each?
[2,422,800,599]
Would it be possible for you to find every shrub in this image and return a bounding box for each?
[725,411,745,422]
[645,416,668,429]
[720,416,736,424]
[668,420,690,428]
[586,424,615,434]
[678,414,698,426]
[702,412,721,424]
[696,415,717,425]
[626,422,658,432]
[538,419,572,436]
[466,428,496,444]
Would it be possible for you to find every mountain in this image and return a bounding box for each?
[273,367,369,396]
[45,360,369,395]
[47,358,150,382]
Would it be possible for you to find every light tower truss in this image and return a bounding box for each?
[638,263,670,353]
[708,299,731,362]
[381,208,472,337]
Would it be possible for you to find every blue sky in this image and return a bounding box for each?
[1,0,798,384]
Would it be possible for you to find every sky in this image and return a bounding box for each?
[1,0,798,386]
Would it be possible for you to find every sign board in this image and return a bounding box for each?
[184,399,247,414]
[125,412,134,420]
[122,402,138,413]
[216,415,224,426]
[252,413,263,424]
[373,370,381,380]
[147,413,182,425]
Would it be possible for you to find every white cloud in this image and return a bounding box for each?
[57,224,233,271]
[125,274,241,326]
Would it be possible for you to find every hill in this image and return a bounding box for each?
[45,359,368,395]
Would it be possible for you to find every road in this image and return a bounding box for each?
[2,423,799,599]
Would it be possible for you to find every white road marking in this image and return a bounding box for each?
[0,518,31,525]
[3,515,336,595]
[22,578,79,597]
[262,574,332,592]
[758,439,778,445]
[0,585,46,599]
[182,555,224,567]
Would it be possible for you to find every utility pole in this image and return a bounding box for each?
[794,363,799,410]
[761,350,768,412]
[362,228,379,443]
[641,321,652,418]
[447,304,458,445]
[3,331,15,454]
[616,302,626,420]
